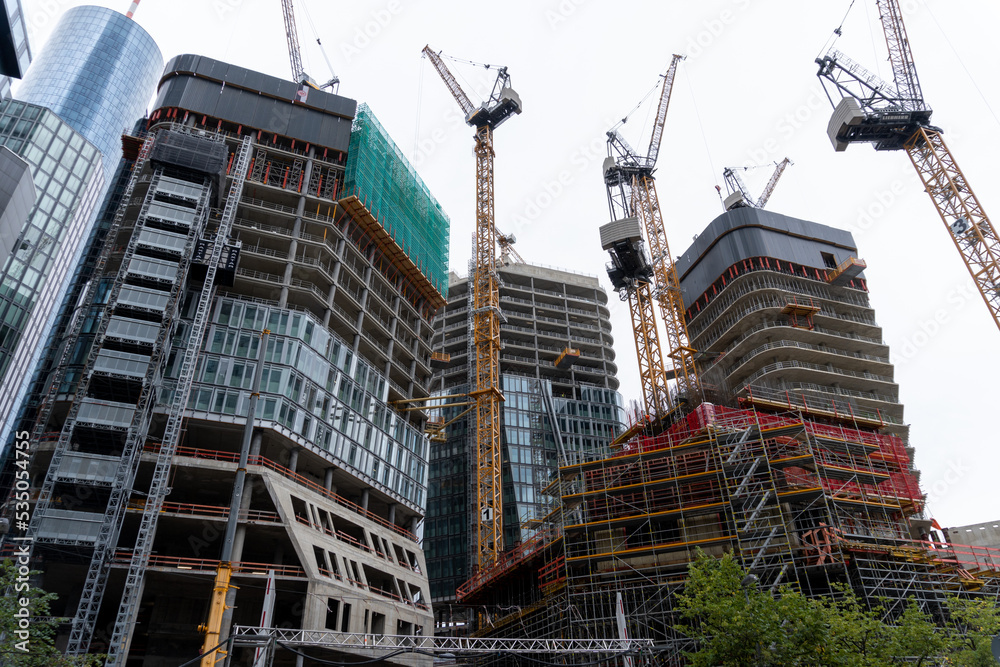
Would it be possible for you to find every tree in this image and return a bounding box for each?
[675,549,1000,667]
[0,559,103,667]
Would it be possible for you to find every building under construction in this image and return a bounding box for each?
[426,262,625,630]
[16,55,447,666]
[455,209,1000,664]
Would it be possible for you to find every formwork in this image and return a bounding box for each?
[458,402,1000,665]
[344,104,450,297]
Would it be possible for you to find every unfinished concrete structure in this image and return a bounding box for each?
[426,262,625,630]
[454,210,1000,665]
[18,55,445,666]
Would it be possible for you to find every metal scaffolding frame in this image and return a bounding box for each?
[455,401,1000,665]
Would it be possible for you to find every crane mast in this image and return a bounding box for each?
[817,0,1000,331]
[422,46,521,570]
[602,55,700,421]
[280,0,305,83]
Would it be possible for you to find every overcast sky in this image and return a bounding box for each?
[17,0,1000,529]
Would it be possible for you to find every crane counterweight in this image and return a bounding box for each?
[816,0,1000,332]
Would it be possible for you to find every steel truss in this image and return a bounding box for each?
[229,626,652,654]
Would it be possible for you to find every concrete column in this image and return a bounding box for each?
[408,517,419,535]
[324,467,337,495]
[388,504,397,525]
[249,431,263,457]
[287,448,299,473]
[360,489,370,512]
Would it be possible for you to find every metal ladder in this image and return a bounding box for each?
[718,422,797,591]
[64,163,214,656]
[25,136,156,540]
[105,135,254,666]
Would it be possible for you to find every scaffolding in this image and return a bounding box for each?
[344,104,450,296]
[458,401,1000,665]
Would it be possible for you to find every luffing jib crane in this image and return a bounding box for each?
[600,54,699,427]
[816,0,1000,331]
[421,45,521,570]
[722,158,793,211]
[497,228,526,265]
[281,0,339,92]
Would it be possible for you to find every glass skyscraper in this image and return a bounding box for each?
[0,99,104,447]
[0,6,161,451]
[15,5,161,181]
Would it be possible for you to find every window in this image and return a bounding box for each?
[821,252,837,269]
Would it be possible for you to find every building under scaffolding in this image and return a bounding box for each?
[459,403,1000,663]
[455,210,1000,664]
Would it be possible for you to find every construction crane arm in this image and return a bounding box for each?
[877,0,923,110]
[645,54,685,167]
[281,0,305,83]
[422,45,476,117]
[816,0,1000,333]
[757,157,793,208]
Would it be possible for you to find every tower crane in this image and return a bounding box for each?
[281,0,339,92]
[721,158,793,211]
[421,45,521,570]
[600,54,699,425]
[497,227,526,265]
[816,0,1000,331]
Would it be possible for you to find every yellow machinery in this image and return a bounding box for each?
[601,54,700,426]
[422,46,521,569]
[817,0,1000,331]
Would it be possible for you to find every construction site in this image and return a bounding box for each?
[4,0,1000,665]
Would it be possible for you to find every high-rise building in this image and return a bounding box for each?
[0,6,161,452]
[19,55,444,665]
[15,5,162,181]
[0,0,31,100]
[676,206,905,437]
[426,262,625,626]
[0,98,105,449]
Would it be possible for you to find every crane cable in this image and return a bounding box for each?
[609,74,664,135]
[922,3,1000,130]
[817,0,856,58]
[413,55,425,161]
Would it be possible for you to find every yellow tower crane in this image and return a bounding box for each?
[600,54,699,428]
[817,0,1000,331]
[421,46,521,569]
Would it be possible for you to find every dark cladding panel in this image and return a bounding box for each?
[154,55,357,153]
[241,69,266,96]
[677,207,863,305]
[213,86,249,123]
[252,98,289,136]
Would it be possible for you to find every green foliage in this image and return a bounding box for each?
[675,549,1000,667]
[0,559,103,667]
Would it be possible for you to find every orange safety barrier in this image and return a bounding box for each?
[145,443,418,543]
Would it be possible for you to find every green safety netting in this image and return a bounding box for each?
[344,104,450,297]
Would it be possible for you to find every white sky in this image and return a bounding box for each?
[17,0,1000,529]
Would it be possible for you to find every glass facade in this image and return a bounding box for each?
[0,98,103,451]
[424,374,625,601]
[500,376,623,548]
[177,296,429,508]
[15,5,161,181]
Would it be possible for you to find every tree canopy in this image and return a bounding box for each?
[0,559,103,667]
[675,550,1000,666]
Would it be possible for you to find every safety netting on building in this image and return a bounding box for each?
[345,104,450,297]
